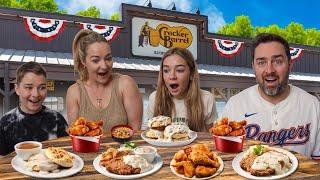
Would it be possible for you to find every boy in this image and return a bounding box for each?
[0,62,68,156]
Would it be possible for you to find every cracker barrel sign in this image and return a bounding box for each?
[47,80,54,91]
[132,17,198,59]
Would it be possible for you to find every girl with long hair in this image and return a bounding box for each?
[146,48,217,131]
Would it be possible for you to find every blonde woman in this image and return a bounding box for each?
[66,29,143,131]
[146,48,218,131]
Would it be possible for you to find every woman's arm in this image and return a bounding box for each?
[66,83,80,126]
[119,75,143,131]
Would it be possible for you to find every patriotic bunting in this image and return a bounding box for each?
[213,39,244,58]
[290,47,304,63]
[23,16,65,41]
[80,23,121,41]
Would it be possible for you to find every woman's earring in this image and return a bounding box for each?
[190,76,193,81]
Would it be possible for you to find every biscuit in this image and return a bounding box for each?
[145,129,164,139]
[148,116,172,129]
[45,147,74,168]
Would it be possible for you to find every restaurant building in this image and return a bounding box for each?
[0,3,319,123]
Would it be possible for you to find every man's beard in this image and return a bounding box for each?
[257,72,289,97]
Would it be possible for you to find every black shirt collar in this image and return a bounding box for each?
[18,105,46,117]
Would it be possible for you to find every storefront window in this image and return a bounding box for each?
[43,97,64,112]
[216,101,226,118]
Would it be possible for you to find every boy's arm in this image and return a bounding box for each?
[56,113,69,137]
[0,122,9,156]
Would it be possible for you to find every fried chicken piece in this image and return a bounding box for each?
[240,153,257,171]
[104,157,141,175]
[100,149,131,172]
[86,121,98,130]
[68,125,89,136]
[228,127,245,136]
[250,168,276,176]
[207,151,218,161]
[73,117,87,126]
[195,166,217,178]
[216,117,229,126]
[84,127,102,136]
[175,166,185,175]
[183,146,192,156]
[189,151,220,168]
[173,150,188,162]
[229,120,247,130]
[210,125,232,136]
[101,148,118,161]
[172,161,195,178]
[191,143,211,154]
[240,153,275,176]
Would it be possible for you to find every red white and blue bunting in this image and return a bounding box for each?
[213,39,244,58]
[80,23,121,41]
[23,16,65,41]
[290,47,304,63]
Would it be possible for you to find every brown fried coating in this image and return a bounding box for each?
[189,151,220,168]
[84,127,102,136]
[68,125,89,136]
[228,127,245,136]
[210,125,232,136]
[195,166,217,178]
[173,150,188,162]
[240,153,276,176]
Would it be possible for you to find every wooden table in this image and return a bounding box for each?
[1,132,320,179]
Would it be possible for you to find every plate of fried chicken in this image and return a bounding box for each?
[93,147,163,179]
[232,145,298,179]
[170,143,223,179]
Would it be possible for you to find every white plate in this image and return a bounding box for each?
[232,147,298,179]
[93,153,163,179]
[11,150,84,179]
[141,131,197,147]
[170,156,224,179]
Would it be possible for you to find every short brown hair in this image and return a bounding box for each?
[72,29,109,81]
[252,33,291,62]
[16,62,47,85]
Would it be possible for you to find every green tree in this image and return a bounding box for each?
[305,28,320,46]
[0,0,12,7]
[0,0,19,8]
[110,12,120,21]
[217,15,254,38]
[284,22,305,44]
[217,23,236,36]
[76,6,100,18]
[255,24,284,37]
[18,0,58,12]
[57,9,67,14]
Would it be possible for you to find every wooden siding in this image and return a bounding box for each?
[0,4,319,73]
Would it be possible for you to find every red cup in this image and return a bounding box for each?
[70,135,102,153]
[213,134,245,153]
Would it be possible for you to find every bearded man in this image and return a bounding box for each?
[221,33,320,160]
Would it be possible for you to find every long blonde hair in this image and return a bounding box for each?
[72,29,109,81]
[153,48,205,131]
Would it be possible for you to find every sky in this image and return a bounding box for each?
[55,0,320,33]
